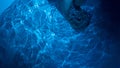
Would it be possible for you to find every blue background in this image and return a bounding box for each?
[0,0,14,14]
[0,0,120,68]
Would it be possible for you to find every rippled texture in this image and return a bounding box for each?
[0,0,113,68]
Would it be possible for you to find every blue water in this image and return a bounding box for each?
[0,0,120,68]
[0,0,14,14]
